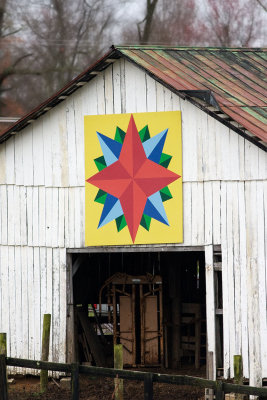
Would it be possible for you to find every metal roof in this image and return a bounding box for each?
[0,45,266,150]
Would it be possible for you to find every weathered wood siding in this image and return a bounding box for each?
[0,59,266,384]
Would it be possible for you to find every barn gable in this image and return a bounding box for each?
[0,47,266,387]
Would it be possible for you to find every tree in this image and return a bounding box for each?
[6,0,117,111]
[124,0,205,46]
[0,0,30,116]
[204,0,265,47]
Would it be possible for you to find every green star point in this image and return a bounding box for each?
[115,127,126,144]
[139,125,150,142]
[116,215,127,232]
[160,186,173,202]
[94,155,107,171]
[140,214,151,231]
[160,153,172,168]
[94,189,107,204]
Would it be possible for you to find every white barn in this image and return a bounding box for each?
[0,46,266,387]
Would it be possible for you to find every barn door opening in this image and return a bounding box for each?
[69,250,207,373]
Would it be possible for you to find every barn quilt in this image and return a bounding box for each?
[84,111,182,246]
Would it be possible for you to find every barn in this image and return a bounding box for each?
[0,46,266,388]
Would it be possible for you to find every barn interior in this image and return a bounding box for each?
[71,251,208,373]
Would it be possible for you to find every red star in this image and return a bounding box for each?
[87,115,180,243]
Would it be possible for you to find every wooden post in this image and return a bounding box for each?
[144,372,153,400]
[71,363,79,400]
[0,333,7,356]
[205,351,214,400]
[114,344,123,400]
[215,380,224,400]
[0,354,8,400]
[40,314,51,393]
[234,355,243,400]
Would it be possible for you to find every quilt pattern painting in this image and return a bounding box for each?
[84,111,183,246]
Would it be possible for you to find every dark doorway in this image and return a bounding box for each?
[70,251,206,371]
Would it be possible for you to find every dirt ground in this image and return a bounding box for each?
[8,366,206,400]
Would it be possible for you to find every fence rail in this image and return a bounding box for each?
[1,355,267,400]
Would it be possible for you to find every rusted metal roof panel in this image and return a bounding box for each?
[0,46,266,150]
[117,46,267,145]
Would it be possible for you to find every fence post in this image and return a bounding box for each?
[114,344,123,400]
[234,355,243,400]
[40,314,51,393]
[0,334,7,356]
[215,380,224,400]
[71,363,79,400]
[144,372,153,400]
[0,354,8,400]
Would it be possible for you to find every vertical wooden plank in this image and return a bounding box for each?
[145,74,156,112]
[96,72,106,115]
[45,187,52,248]
[191,182,204,245]
[104,65,114,114]
[120,59,126,114]
[172,92,181,111]
[226,182,236,377]
[27,247,35,364]
[58,103,69,188]
[257,146,266,180]
[163,86,172,111]
[58,188,65,248]
[0,142,6,184]
[38,187,46,247]
[8,247,16,360]
[51,188,59,247]
[245,181,262,387]
[40,247,47,320]
[14,186,21,245]
[66,98,78,187]
[0,354,8,400]
[204,181,213,245]
[212,181,221,245]
[14,132,23,185]
[64,188,69,248]
[22,125,34,186]
[59,248,67,363]
[68,188,75,248]
[155,81,164,112]
[124,60,138,113]
[50,106,62,187]
[113,61,122,114]
[180,99,198,182]
[244,141,259,181]
[74,188,81,248]
[5,136,15,184]
[32,187,39,247]
[232,182,241,355]
[79,187,85,248]
[238,135,245,181]
[20,186,27,246]
[32,117,45,186]
[238,182,249,378]
[46,248,53,359]
[26,187,33,246]
[33,247,41,361]
[182,182,192,245]
[0,190,2,244]
[219,125,230,181]
[52,248,60,363]
[256,181,267,377]
[73,91,85,187]
[229,129,240,180]
[7,185,15,245]
[205,245,216,380]
[221,182,230,378]
[21,246,29,361]
[0,186,7,245]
